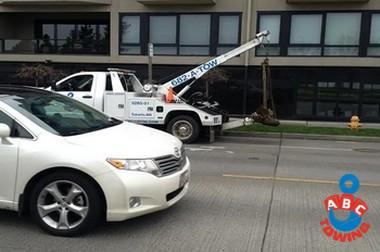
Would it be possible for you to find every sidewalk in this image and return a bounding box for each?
[222,118,380,143]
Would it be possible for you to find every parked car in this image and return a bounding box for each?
[0,85,190,236]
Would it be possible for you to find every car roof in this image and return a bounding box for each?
[0,85,52,97]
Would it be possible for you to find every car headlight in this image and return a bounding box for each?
[107,158,161,176]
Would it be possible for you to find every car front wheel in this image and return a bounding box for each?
[30,171,104,236]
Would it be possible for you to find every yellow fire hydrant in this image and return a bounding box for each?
[348,115,362,130]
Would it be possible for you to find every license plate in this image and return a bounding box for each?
[179,171,190,188]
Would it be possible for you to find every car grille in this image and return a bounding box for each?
[154,147,186,176]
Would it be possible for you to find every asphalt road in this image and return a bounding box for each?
[1,136,380,252]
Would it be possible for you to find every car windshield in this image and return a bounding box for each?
[2,92,122,136]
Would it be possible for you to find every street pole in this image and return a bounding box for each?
[148,43,153,84]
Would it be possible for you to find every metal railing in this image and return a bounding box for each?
[0,38,110,55]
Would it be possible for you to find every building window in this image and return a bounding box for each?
[368,14,380,56]
[257,15,281,56]
[120,13,241,56]
[289,14,322,56]
[324,13,362,56]
[149,15,177,55]
[179,14,211,55]
[37,22,109,55]
[217,15,240,55]
[120,15,141,55]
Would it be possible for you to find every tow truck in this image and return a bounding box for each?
[51,31,270,143]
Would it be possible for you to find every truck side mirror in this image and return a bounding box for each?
[0,123,11,138]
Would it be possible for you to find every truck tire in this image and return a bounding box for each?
[29,171,104,236]
[167,115,200,144]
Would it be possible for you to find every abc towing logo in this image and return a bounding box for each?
[320,174,371,242]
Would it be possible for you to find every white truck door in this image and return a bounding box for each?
[0,110,19,209]
[119,73,157,123]
[55,73,96,107]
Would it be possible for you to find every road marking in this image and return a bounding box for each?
[222,174,380,188]
[186,148,213,152]
[282,146,352,152]
[226,151,234,154]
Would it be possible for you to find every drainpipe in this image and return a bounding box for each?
[243,0,253,115]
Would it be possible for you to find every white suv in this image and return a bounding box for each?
[0,85,190,236]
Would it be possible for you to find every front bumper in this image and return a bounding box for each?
[96,157,190,222]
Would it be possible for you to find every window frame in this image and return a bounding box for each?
[119,12,242,56]
[119,14,143,55]
[215,13,242,55]
[367,12,380,57]
[257,11,370,57]
[35,19,110,55]
[256,12,284,56]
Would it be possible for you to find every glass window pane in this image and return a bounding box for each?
[120,45,141,54]
[290,15,322,44]
[316,102,336,117]
[370,14,380,44]
[42,24,55,39]
[362,104,379,117]
[217,46,236,55]
[150,16,176,44]
[323,47,359,56]
[288,47,321,56]
[180,14,211,45]
[57,24,75,40]
[367,47,380,56]
[219,15,239,44]
[325,13,361,45]
[259,15,281,44]
[340,103,358,117]
[154,46,177,55]
[256,47,280,56]
[121,16,140,44]
[180,47,209,55]
[99,25,109,40]
[297,101,313,115]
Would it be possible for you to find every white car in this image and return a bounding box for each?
[0,85,190,236]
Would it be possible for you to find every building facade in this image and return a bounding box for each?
[0,0,379,121]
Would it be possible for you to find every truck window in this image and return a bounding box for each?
[106,74,113,91]
[56,75,94,92]
[119,74,135,92]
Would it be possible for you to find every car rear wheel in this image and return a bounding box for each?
[30,171,104,236]
[167,115,200,144]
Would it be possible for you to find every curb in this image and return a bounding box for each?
[223,131,380,143]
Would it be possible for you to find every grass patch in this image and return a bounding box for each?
[229,124,380,137]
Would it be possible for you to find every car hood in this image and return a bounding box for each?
[64,122,182,159]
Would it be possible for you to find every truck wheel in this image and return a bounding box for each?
[167,115,200,144]
[29,171,104,236]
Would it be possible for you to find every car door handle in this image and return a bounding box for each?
[82,95,93,99]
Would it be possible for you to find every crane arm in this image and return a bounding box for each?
[158,30,270,96]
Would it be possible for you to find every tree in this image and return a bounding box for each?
[201,68,230,98]
[15,64,65,87]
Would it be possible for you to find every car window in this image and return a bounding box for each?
[56,75,94,92]
[3,93,122,137]
[0,110,33,139]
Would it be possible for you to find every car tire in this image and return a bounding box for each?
[167,115,200,144]
[29,171,104,236]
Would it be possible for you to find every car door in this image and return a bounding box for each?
[55,74,95,107]
[0,110,20,209]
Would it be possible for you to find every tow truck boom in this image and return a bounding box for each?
[158,30,270,97]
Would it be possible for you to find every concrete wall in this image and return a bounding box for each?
[0,0,379,67]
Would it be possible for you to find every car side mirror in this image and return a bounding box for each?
[0,123,11,138]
